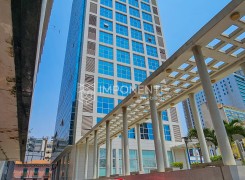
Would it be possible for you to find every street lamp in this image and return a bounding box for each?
[182,137,191,169]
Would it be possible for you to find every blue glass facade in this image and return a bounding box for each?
[53,0,87,158]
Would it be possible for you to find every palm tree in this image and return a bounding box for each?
[188,120,245,156]
[223,120,245,143]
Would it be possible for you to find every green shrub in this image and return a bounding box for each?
[191,162,200,165]
[242,160,245,166]
[210,155,222,162]
[171,162,183,169]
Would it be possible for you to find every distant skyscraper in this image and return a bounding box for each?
[183,71,245,130]
[52,0,184,177]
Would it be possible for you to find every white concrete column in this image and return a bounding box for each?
[84,137,89,179]
[122,107,130,175]
[188,93,211,163]
[192,45,236,165]
[136,124,144,173]
[157,111,169,168]
[93,130,98,179]
[121,133,125,175]
[240,62,245,74]
[106,121,111,177]
[110,139,113,175]
[97,146,100,179]
[148,85,165,172]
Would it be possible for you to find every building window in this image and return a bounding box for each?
[148,58,159,70]
[164,125,172,141]
[100,19,113,31]
[129,149,138,172]
[129,0,139,8]
[131,29,142,41]
[116,36,129,49]
[100,7,113,19]
[45,168,49,176]
[97,96,114,114]
[117,65,131,80]
[145,33,156,44]
[140,123,154,140]
[116,24,128,36]
[98,60,114,76]
[146,45,158,57]
[133,54,145,68]
[118,81,132,96]
[132,41,144,54]
[116,12,127,24]
[142,150,156,173]
[22,168,28,177]
[162,111,168,121]
[99,45,113,60]
[101,0,112,8]
[116,2,127,13]
[34,168,39,176]
[97,117,103,123]
[99,31,113,45]
[141,2,151,12]
[98,77,114,94]
[143,22,154,33]
[99,148,106,176]
[128,128,136,139]
[142,12,152,22]
[134,69,147,82]
[129,7,140,17]
[130,17,141,29]
[117,50,130,64]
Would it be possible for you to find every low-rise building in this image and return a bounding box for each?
[13,160,51,180]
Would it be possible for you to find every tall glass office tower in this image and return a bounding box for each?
[183,71,245,130]
[52,0,184,178]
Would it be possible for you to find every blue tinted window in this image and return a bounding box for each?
[98,60,114,76]
[148,58,159,70]
[116,13,127,24]
[100,19,113,31]
[116,36,129,49]
[99,31,113,45]
[164,125,171,141]
[132,41,144,54]
[131,29,142,40]
[141,2,151,12]
[117,50,130,64]
[118,81,132,96]
[117,65,131,80]
[97,96,114,114]
[143,22,154,33]
[142,12,152,22]
[99,45,113,60]
[146,45,158,57]
[97,118,103,123]
[130,17,141,28]
[133,54,145,68]
[129,7,140,17]
[162,111,168,121]
[145,33,156,44]
[101,0,112,8]
[128,128,135,139]
[143,0,150,3]
[116,2,127,13]
[100,7,113,19]
[98,77,114,94]
[134,69,147,82]
[119,0,126,2]
[129,0,139,7]
[116,24,128,36]
[118,99,123,104]
[140,123,154,140]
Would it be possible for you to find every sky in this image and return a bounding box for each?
[29,0,231,138]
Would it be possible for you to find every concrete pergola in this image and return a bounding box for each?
[75,0,245,178]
